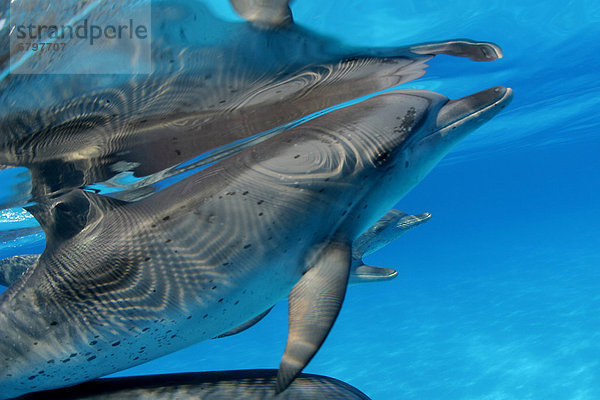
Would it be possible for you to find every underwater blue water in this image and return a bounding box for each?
[1,1,599,399]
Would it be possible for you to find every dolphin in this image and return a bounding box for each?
[0,85,512,398]
[0,209,430,343]
[0,209,428,343]
[14,369,372,400]
[0,208,430,342]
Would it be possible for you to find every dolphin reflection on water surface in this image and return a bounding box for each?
[0,0,501,205]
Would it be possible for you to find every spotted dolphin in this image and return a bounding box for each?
[14,369,371,400]
[0,209,431,341]
[0,85,512,398]
[0,209,430,341]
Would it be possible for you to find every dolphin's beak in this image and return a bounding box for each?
[435,86,513,134]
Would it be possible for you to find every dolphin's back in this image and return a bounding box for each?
[16,369,371,399]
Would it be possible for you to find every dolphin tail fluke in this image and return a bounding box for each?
[276,242,351,393]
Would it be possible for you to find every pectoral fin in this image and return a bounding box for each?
[277,242,351,393]
[214,307,274,339]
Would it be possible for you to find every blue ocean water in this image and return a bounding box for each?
[1,1,599,399]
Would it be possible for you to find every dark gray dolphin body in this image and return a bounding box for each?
[0,209,429,340]
[0,209,428,342]
[0,85,512,398]
[14,369,371,400]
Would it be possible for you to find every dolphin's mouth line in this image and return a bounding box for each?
[400,87,512,150]
[434,87,513,134]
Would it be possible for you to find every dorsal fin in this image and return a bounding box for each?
[25,189,128,248]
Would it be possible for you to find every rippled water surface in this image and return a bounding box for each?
[1,1,599,399]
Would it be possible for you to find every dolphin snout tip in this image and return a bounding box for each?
[436,85,513,129]
[478,86,513,107]
[479,42,503,61]
[475,86,513,115]
[493,86,514,106]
